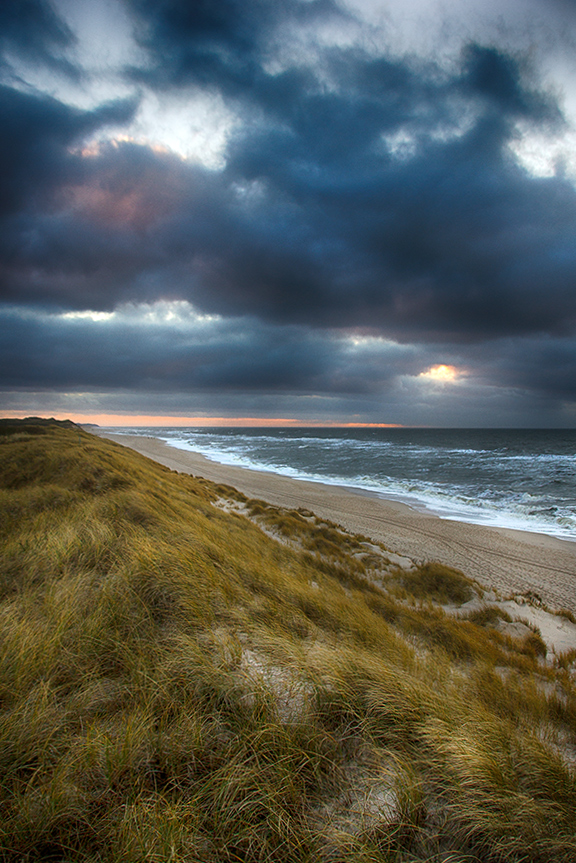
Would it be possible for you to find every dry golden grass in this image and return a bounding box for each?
[0,423,574,862]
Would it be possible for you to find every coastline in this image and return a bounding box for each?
[94,430,576,613]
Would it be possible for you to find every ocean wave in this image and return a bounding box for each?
[108,427,576,541]
[162,435,576,541]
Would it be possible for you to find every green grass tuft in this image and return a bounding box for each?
[394,561,478,605]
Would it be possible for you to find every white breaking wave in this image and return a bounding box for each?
[109,427,576,541]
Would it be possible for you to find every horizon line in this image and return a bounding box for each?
[0,413,404,428]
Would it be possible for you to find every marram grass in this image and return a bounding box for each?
[0,423,574,862]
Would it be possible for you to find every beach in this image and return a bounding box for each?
[95,430,576,614]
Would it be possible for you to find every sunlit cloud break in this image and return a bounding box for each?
[419,365,461,383]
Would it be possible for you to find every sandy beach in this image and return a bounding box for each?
[95,430,576,614]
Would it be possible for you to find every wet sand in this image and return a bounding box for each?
[95,430,576,614]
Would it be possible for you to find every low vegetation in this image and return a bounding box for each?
[0,422,574,862]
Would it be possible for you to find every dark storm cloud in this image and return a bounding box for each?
[0,88,143,308]
[0,0,80,80]
[126,0,344,92]
[1,0,576,418]
[459,44,558,121]
[0,305,417,394]
[210,41,573,340]
[0,85,139,219]
[470,336,576,400]
[3,41,575,341]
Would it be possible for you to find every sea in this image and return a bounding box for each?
[109,427,576,542]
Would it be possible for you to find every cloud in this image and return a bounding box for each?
[3,41,576,343]
[0,0,80,80]
[3,299,576,428]
[126,0,345,92]
[0,301,418,395]
[468,335,576,400]
[459,43,561,122]
[0,85,139,219]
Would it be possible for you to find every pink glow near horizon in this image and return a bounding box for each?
[0,412,403,428]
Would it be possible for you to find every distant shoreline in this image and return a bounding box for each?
[93,429,576,613]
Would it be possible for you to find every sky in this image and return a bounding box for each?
[1,0,576,427]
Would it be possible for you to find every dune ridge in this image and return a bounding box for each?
[1,422,575,862]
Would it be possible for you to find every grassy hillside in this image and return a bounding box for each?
[0,425,574,862]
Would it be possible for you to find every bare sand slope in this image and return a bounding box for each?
[95,431,576,614]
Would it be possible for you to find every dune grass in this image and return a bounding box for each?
[0,424,574,862]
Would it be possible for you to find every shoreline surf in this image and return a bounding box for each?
[93,429,576,613]
[107,426,576,542]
